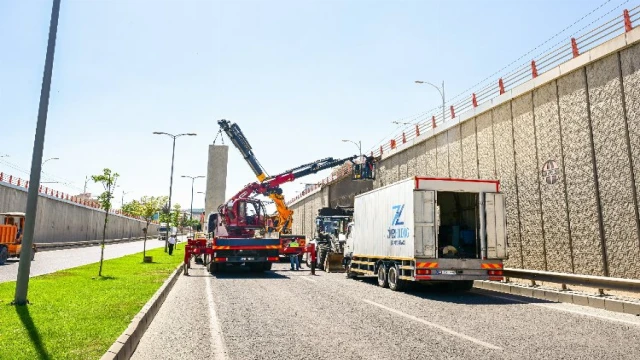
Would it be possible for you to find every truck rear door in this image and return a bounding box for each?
[485,193,507,259]
[413,190,437,258]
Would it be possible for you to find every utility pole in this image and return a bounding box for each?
[181,175,205,221]
[15,0,62,306]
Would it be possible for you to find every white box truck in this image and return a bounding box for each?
[344,176,507,291]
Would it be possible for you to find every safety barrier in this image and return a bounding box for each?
[504,268,640,293]
[0,171,157,223]
[287,6,640,206]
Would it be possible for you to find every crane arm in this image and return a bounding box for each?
[218,119,269,182]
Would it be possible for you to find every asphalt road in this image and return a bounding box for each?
[0,238,177,283]
[132,262,640,360]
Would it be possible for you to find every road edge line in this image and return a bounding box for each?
[100,262,184,360]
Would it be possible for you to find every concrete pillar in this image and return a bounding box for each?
[205,145,229,218]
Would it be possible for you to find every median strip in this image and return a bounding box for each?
[0,247,183,360]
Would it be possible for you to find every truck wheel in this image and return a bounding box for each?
[388,265,405,291]
[377,265,388,288]
[209,263,219,275]
[263,262,273,271]
[0,246,8,265]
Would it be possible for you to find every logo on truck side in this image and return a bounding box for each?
[388,205,409,245]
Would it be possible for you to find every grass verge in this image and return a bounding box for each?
[0,246,183,360]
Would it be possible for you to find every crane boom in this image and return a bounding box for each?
[218,119,268,182]
[217,119,360,235]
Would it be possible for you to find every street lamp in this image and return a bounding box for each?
[153,131,197,251]
[42,157,59,168]
[341,139,362,161]
[121,190,131,208]
[181,175,205,221]
[415,80,446,122]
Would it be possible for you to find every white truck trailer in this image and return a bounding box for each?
[344,176,507,291]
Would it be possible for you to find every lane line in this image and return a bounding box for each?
[205,275,228,360]
[482,292,640,327]
[299,276,317,283]
[363,299,502,351]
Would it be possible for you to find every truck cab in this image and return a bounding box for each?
[0,212,36,265]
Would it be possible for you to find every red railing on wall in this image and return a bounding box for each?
[0,172,156,223]
[286,7,640,206]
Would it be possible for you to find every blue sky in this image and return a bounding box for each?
[0,0,635,211]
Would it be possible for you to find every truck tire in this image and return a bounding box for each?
[387,265,405,292]
[377,265,388,288]
[0,246,8,265]
[30,248,35,261]
[263,262,273,271]
[209,263,219,275]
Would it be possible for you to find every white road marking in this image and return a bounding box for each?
[205,276,228,360]
[483,292,640,327]
[299,276,317,283]
[363,299,503,351]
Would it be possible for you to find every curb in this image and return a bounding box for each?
[100,262,184,360]
[474,280,640,316]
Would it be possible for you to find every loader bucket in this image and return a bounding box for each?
[324,253,345,272]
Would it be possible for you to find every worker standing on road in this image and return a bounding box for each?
[288,239,300,271]
[168,234,176,255]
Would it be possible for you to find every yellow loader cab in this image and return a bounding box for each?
[0,212,36,265]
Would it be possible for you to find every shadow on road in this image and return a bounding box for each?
[185,264,290,279]
[352,278,551,305]
[15,305,51,360]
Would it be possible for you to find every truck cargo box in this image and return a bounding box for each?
[351,177,506,261]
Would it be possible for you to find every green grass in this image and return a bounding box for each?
[0,246,183,360]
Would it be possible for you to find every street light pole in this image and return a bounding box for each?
[15,0,62,306]
[182,175,205,221]
[153,131,197,251]
[415,80,446,122]
[341,139,361,161]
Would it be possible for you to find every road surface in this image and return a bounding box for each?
[0,238,179,283]
[132,262,640,360]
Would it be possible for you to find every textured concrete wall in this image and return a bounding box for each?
[493,103,522,268]
[448,127,463,179]
[461,118,478,179]
[587,54,640,278]
[286,38,640,279]
[436,132,449,177]
[329,176,373,208]
[0,183,157,243]
[205,145,228,216]
[534,81,572,273]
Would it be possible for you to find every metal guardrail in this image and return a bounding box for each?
[504,268,640,293]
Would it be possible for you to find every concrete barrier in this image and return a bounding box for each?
[0,182,159,244]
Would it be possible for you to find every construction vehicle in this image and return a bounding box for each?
[343,177,507,291]
[0,212,36,265]
[216,119,376,259]
[306,207,353,272]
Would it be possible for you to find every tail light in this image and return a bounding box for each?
[267,257,279,262]
[214,257,227,262]
[416,269,431,275]
[488,270,503,276]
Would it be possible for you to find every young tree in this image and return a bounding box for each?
[171,203,181,227]
[92,168,119,277]
[121,199,142,217]
[138,195,167,260]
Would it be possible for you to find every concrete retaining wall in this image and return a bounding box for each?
[289,29,640,279]
[0,183,158,243]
